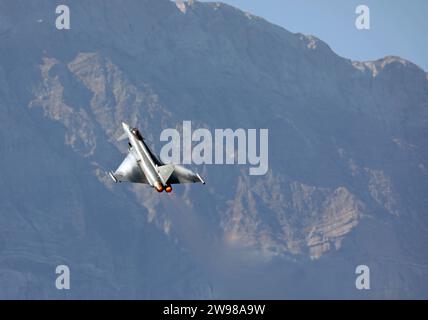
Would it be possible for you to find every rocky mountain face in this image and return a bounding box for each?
[0,0,427,299]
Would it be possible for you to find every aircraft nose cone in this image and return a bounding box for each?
[122,122,130,131]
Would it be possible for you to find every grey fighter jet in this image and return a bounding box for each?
[109,122,205,193]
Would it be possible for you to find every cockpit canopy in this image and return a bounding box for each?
[131,128,144,141]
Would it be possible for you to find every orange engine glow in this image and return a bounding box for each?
[155,185,164,193]
[165,186,173,193]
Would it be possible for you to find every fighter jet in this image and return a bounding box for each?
[109,122,205,193]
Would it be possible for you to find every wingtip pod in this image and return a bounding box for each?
[108,171,118,183]
[196,173,206,185]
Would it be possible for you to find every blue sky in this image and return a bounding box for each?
[199,0,428,71]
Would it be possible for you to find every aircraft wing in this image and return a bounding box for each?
[167,164,205,185]
[111,152,149,184]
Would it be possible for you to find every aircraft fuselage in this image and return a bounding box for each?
[123,122,168,192]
